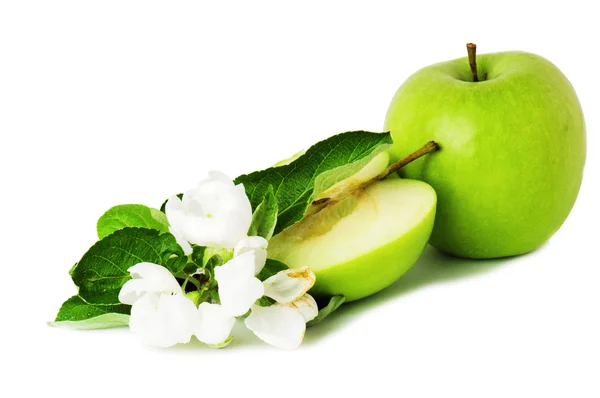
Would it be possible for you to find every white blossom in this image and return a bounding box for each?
[119,262,196,348]
[194,241,267,347]
[118,262,182,305]
[128,292,198,348]
[245,266,318,349]
[207,246,319,349]
[288,293,319,322]
[214,251,264,317]
[234,236,268,274]
[119,255,319,349]
[169,226,192,255]
[263,267,316,304]
[165,171,252,249]
[244,304,309,350]
[195,302,236,346]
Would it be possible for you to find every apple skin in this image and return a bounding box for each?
[384,51,586,259]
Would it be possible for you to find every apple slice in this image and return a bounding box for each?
[268,178,436,301]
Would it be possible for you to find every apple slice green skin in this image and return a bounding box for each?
[268,179,436,302]
[384,51,586,259]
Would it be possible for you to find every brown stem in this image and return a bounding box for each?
[467,42,478,82]
[374,141,440,181]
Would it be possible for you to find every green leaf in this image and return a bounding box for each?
[166,255,188,274]
[248,185,278,240]
[70,227,184,304]
[307,295,346,327]
[235,131,392,234]
[191,246,206,266]
[181,246,206,275]
[204,254,224,272]
[50,295,130,329]
[183,262,200,275]
[256,258,288,281]
[256,296,276,307]
[272,150,306,167]
[97,204,169,239]
[49,313,130,330]
[203,247,233,268]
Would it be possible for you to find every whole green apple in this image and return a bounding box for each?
[384,50,586,259]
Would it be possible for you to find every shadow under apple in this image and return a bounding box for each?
[303,244,524,344]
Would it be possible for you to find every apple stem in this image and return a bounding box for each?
[467,42,479,82]
[306,141,440,215]
[374,141,440,181]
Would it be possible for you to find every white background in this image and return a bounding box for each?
[1,1,598,397]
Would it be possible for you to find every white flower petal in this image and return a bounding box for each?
[164,172,253,249]
[180,187,206,217]
[195,303,236,346]
[118,279,147,306]
[168,192,213,245]
[118,262,182,305]
[234,236,268,256]
[244,304,307,349]
[263,267,316,304]
[165,195,190,237]
[129,293,197,348]
[178,217,214,247]
[214,252,265,316]
[289,294,319,323]
[206,170,235,185]
[169,226,193,255]
[251,248,267,275]
[234,236,268,274]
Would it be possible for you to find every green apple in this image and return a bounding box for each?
[384,50,586,259]
[268,178,436,301]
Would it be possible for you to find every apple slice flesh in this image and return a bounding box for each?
[268,179,437,301]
